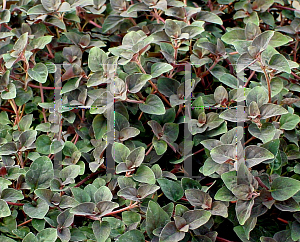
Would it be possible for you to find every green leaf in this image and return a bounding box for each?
[25,156,54,189]
[35,135,51,155]
[280,113,300,130]
[151,63,173,78]
[271,177,300,201]
[92,114,107,140]
[19,130,37,148]
[153,136,168,155]
[221,29,246,45]
[23,199,49,219]
[210,144,236,164]
[88,47,107,72]
[1,83,16,99]
[268,54,291,73]
[197,11,223,25]
[248,123,276,144]
[259,104,288,119]
[112,142,130,163]
[139,94,165,115]
[1,188,24,201]
[126,73,152,93]
[117,230,145,242]
[28,63,48,83]
[102,15,124,33]
[92,221,110,242]
[157,178,184,201]
[245,145,274,168]
[146,201,170,239]
[185,189,212,209]
[269,32,293,47]
[182,209,211,229]
[133,165,156,184]
[0,199,11,217]
[30,36,53,50]
[159,222,185,242]
[165,20,181,38]
[94,186,113,203]
[36,228,57,242]
[235,199,254,225]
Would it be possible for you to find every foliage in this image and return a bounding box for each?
[0,0,300,241]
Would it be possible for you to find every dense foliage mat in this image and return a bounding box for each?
[0,0,300,241]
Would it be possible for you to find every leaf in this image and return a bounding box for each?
[126,73,152,93]
[280,113,300,130]
[268,54,291,73]
[116,230,145,242]
[151,63,173,78]
[159,222,185,242]
[245,145,274,168]
[132,165,156,184]
[28,63,48,83]
[197,11,223,25]
[57,209,74,227]
[251,30,274,52]
[92,114,107,140]
[236,53,256,73]
[182,209,211,229]
[41,0,61,11]
[0,199,11,217]
[94,186,113,203]
[259,104,288,119]
[271,177,300,201]
[185,189,212,209]
[1,188,24,201]
[36,228,57,242]
[221,29,246,44]
[210,144,236,164]
[23,199,49,219]
[126,146,145,168]
[153,136,168,155]
[269,31,293,47]
[248,123,276,144]
[246,86,269,108]
[1,83,16,99]
[235,199,254,225]
[139,94,165,115]
[219,106,249,122]
[92,221,110,242]
[164,20,181,38]
[0,142,17,155]
[30,36,53,50]
[112,142,130,163]
[146,201,170,239]
[88,47,107,72]
[70,202,95,215]
[102,15,124,33]
[219,74,239,88]
[25,156,54,190]
[19,130,37,148]
[157,78,180,97]
[157,178,184,201]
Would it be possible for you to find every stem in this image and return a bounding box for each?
[273,4,300,13]
[89,20,102,29]
[255,177,269,190]
[145,144,154,156]
[7,201,24,206]
[193,148,204,156]
[18,219,33,227]
[40,83,47,123]
[260,60,272,103]
[46,44,54,59]
[125,98,144,104]
[244,70,256,87]
[28,83,59,90]
[294,36,299,62]
[216,237,234,242]
[75,170,102,187]
[135,59,172,107]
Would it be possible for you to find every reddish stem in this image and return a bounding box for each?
[7,201,24,206]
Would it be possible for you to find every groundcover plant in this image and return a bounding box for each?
[0,0,300,241]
